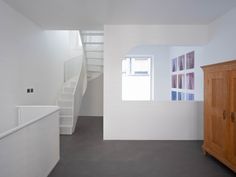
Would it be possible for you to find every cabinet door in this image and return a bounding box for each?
[229,70,236,165]
[205,71,229,158]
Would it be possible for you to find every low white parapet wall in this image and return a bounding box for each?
[0,105,60,177]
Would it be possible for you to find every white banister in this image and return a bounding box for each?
[0,106,60,177]
[64,55,82,82]
[71,55,87,133]
[58,30,88,134]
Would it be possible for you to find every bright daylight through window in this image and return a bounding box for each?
[122,56,153,101]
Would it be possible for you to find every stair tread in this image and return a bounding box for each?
[82,33,104,36]
[88,66,103,69]
[58,100,73,103]
[63,85,75,88]
[60,124,72,127]
[60,107,73,109]
[81,31,104,35]
[85,50,103,52]
[60,91,73,94]
[60,114,73,117]
[84,42,104,45]
[58,98,73,101]
[86,50,103,52]
[58,99,73,102]
[87,63,103,66]
[87,58,104,61]
[87,71,103,73]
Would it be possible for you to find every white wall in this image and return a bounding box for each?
[104,102,203,140]
[127,45,170,101]
[104,7,236,140]
[104,25,208,140]
[0,0,71,133]
[80,75,103,116]
[202,7,236,64]
[168,7,236,101]
[125,45,206,101]
[0,108,60,177]
[169,46,204,100]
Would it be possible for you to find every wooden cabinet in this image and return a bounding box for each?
[202,60,236,172]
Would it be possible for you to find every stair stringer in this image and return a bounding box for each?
[57,56,87,135]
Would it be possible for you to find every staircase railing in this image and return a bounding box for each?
[64,56,82,82]
[59,31,87,134]
[71,55,87,133]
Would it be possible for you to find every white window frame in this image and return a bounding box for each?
[122,55,154,101]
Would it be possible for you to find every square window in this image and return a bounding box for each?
[122,57,153,101]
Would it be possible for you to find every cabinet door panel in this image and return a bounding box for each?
[205,71,228,157]
[229,70,236,165]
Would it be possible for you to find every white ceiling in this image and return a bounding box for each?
[3,0,236,29]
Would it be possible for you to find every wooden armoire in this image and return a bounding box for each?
[202,60,236,172]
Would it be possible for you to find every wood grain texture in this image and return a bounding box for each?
[229,70,236,166]
[202,60,236,172]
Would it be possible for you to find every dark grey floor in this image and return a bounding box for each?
[49,116,235,177]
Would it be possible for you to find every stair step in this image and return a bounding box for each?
[87,72,102,80]
[83,35,103,43]
[82,33,104,37]
[85,50,103,53]
[57,100,73,107]
[60,93,73,100]
[88,71,103,74]
[63,87,74,93]
[86,57,103,60]
[84,44,103,51]
[87,65,103,72]
[60,107,73,115]
[70,81,77,87]
[60,115,73,125]
[87,63,103,67]
[68,77,78,82]
[87,59,103,66]
[63,83,75,88]
[60,125,72,135]
[60,124,72,128]
[63,83,74,89]
[83,42,104,45]
[86,51,103,59]
[81,31,104,35]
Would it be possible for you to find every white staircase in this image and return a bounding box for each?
[80,30,104,81]
[57,53,87,135]
[57,77,77,134]
[57,30,103,135]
